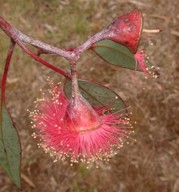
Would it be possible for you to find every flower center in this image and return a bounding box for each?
[64,96,101,133]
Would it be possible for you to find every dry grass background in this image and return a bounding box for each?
[0,0,179,192]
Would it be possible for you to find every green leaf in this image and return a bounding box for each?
[0,103,21,188]
[92,40,141,71]
[64,79,126,113]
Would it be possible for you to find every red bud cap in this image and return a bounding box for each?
[64,95,101,133]
[106,9,143,53]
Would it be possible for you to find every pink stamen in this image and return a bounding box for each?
[30,84,134,164]
[134,50,159,78]
[134,50,148,74]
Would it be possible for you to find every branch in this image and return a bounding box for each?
[143,29,162,33]
[0,16,74,61]
[74,29,107,56]
[0,16,107,64]
[15,40,70,79]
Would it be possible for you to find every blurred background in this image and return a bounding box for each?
[0,0,178,191]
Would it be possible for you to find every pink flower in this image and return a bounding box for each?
[30,82,133,165]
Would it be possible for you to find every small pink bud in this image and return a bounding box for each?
[105,9,143,53]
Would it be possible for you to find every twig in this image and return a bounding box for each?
[0,16,73,60]
[128,0,150,7]
[15,39,70,79]
[171,29,179,37]
[21,173,36,188]
[143,29,162,34]
[1,39,15,104]
[0,16,107,64]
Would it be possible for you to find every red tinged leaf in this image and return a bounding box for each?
[0,104,21,188]
[0,40,21,188]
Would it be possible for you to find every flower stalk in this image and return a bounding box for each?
[0,16,107,66]
[70,62,79,99]
[1,40,15,104]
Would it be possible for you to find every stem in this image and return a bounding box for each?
[0,16,107,64]
[74,29,107,56]
[71,62,79,99]
[0,15,109,86]
[0,16,74,60]
[15,40,70,79]
[1,40,15,104]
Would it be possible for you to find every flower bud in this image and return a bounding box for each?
[105,9,143,53]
